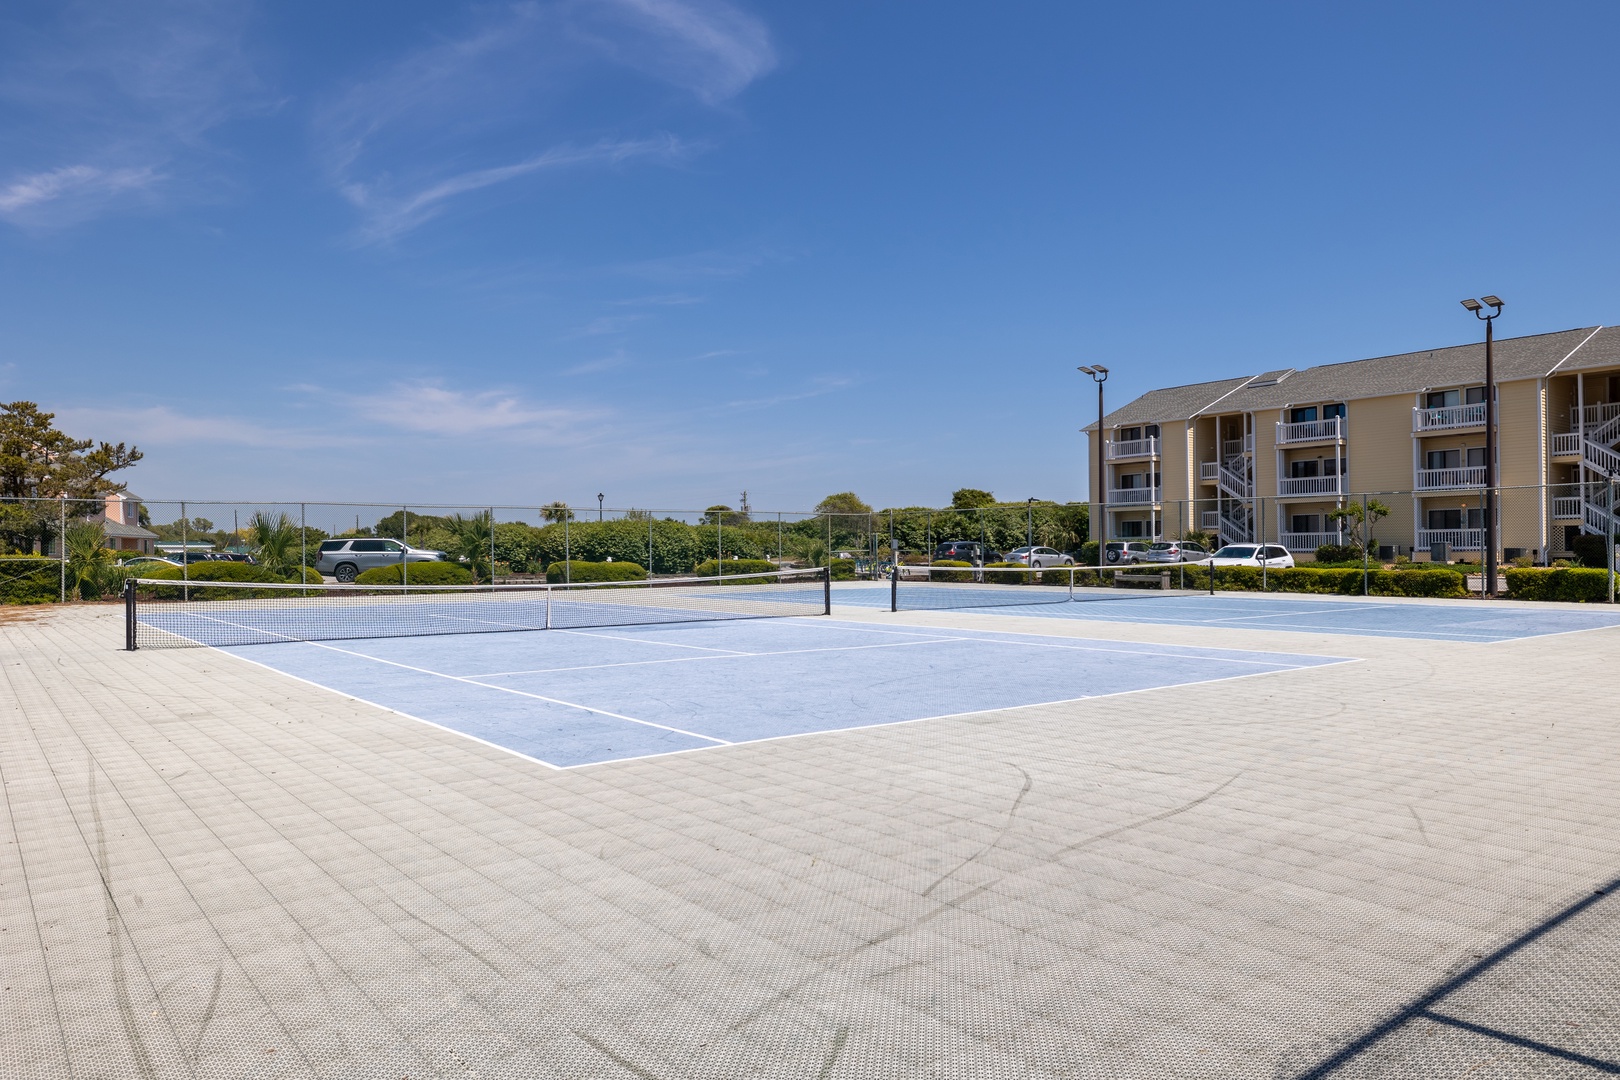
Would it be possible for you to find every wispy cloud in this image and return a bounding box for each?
[722,376,855,411]
[563,351,630,376]
[342,135,688,245]
[0,1,265,227]
[54,405,346,450]
[343,380,606,440]
[315,0,773,243]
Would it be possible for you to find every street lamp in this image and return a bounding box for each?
[1461,296,1503,595]
[1078,365,1110,546]
[597,493,604,522]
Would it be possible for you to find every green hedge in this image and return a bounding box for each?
[141,562,294,584]
[692,559,778,578]
[545,560,648,584]
[1504,567,1618,603]
[355,562,474,585]
[831,558,857,581]
[1174,565,1468,598]
[929,559,975,583]
[1314,544,1361,563]
[0,556,62,604]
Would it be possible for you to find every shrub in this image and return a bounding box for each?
[982,561,1031,585]
[692,559,777,578]
[1569,532,1611,570]
[545,560,648,584]
[354,561,474,585]
[929,560,975,583]
[831,558,857,581]
[1314,543,1361,564]
[1076,540,1100,566]
[0,556,63,604]
[1504,567,1617,603]
[1176,565,1467,598]
[142,561,294,584]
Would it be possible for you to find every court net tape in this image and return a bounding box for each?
[126,567,831,650]
[890,563,1207,612]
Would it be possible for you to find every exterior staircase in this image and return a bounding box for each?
[1214,443,1254,546]
[1579,406,1620,539]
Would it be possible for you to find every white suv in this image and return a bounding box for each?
[316,539,447,583]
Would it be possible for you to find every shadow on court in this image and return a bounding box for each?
[1288,877,1620,1076]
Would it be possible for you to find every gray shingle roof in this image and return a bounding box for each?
[1095,326,1606,427]
[99,520,159,540]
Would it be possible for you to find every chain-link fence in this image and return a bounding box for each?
[5,487,1616,603]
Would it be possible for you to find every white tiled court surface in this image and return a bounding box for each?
[4,598,1618,1079]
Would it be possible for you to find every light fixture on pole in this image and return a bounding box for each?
[1460,296,1503,595]
[1078,365,1110,546]
[597,493,604,522]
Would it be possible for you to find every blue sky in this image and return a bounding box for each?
[2,1,1617,513]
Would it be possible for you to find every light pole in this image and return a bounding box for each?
[597,493,604,522]
[1078,365,1110,548]
[1461,296,1503,596]
[1026,497,1034,559]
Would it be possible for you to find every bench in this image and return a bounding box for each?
[1113,571,1172,590]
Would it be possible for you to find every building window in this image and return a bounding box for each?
[1118,426,1141,441]
[1464,386,1487,405]
[1427,449,1460,470]
[1466,447,1486,467]
[1144,424,1160,438]
[1289,460,1320,478]
[1290,514,1320,533]
[1323,403,1346,419]
[1119,520,1144,538]
[1427,508,1484,530]
[1290,406,1318,423]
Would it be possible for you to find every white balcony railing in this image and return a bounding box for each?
[1552,497,1582,519]
[1106,437,1159,460]
[1199,461,1219,481]
[1415,466,1487,490]
[1200,510,1220,529]
[1588,439,1620,478]
[1417,528,1482,551]
[1108,487,1160,506]
[1551,432,1582,456]
[1278,476,1343,496]
[1574,402,1620,428]
[1281,531,1346,552]
[1221,434,1254,459]
[1218,461,1252,499]
[1413,402,1486,432]
[1276,416,1345,445]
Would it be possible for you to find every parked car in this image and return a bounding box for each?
[1103,541,1152,565]
[1004,546,1075,568]
[1201,544,1296,568]
[316,538,448,583]
[211,552,258,564]
[1140,541,1208,564]
[121,556,182,570]
[931,541,1002,566]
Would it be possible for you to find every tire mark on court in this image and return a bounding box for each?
[920,763,1032,898]
[1053,770,1242,859]
[577,1031,665,1079]
[91,762,160,1080]
[816,1026,849,1079]
[188,965,223,1066]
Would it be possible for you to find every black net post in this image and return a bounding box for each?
[890,564,898,612]
[124,578,137,651]
[823,565,832,615]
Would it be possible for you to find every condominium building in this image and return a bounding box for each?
[1084,325,1620,561]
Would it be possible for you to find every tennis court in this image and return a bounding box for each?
[215,617,1348,767]
[840,579,1620,642]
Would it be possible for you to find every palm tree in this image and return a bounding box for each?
[540,502,574,523]
[64,520,115,599]
[248,511,299,575]
[448,511,494,583]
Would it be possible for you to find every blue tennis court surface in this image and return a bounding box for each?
[840,584,1620,642]
[222,618,1348,768]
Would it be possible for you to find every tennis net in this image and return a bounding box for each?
[126,567,831,650]
[888,563,1202,612]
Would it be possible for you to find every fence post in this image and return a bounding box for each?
[1362,493,1370,597]
[402,506,409,589]
[649,517,655,575]
[181,501,188,602]
[563,510,570,583]
[300,503,307,589]
[124,578,137,650]
[1260,499,1267,592]
[58,495,66,603]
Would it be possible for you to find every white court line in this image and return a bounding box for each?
[547,626,752,655]
[568,656,1365,770]
[253,638,732,747]
[463,636,964,678]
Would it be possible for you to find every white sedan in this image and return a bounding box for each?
[1003,546,1075,568]
[1200,544,1296,568]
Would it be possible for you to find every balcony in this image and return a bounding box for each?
[1199,461,1219,482]
[1276,416,1345,446]
[1551,432,1582,457]
[1221,435,1254,459]
[1107,487,1160,506]
[1417,528,1482,551]
[1573,402,1620,428]
[1414,466,1487,491]
[1553,496,1582,519]
[1413,402,1486,433]
[1106,437,1159,460]
[1200,510,1220,529]
[1281,531,1346,552]
[1278,476,1343,496]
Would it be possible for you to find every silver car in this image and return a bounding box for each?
[1140,541,1208,563]
[1004,546,1075,568]
[316,538,447,583]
